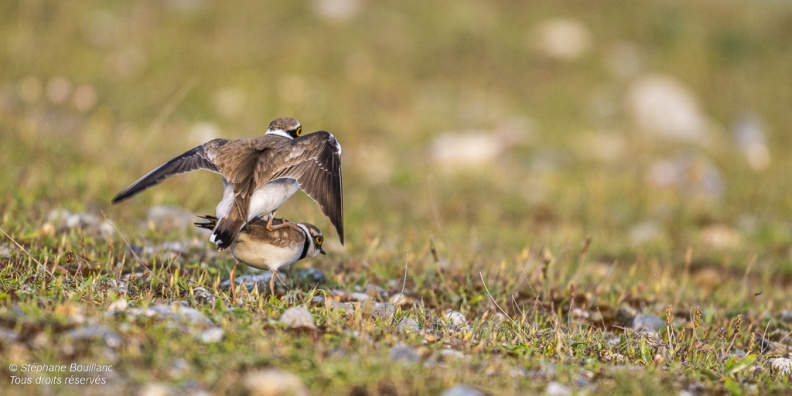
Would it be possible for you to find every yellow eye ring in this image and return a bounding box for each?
[295,127,303,137]
[314,236,323,245]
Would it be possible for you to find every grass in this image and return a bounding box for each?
[2,0,792,394]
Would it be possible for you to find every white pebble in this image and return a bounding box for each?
[545,382,572,396]
[444,310,467,326]
[768,358,792,376]
[199,328,225,344]
[243,369,307,396]
[107,299,129,312]
[280,307,316,329]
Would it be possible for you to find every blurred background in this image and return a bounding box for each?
[2,0,792,286]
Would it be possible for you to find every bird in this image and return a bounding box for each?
[195,215,325,296]
[112,117,343,249]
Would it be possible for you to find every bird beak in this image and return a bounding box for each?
[320,248,326,255]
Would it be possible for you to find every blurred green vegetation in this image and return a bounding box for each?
[2,0,792,393]
[3,1,792,268]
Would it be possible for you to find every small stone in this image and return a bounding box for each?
[243,369,308,396]
[490,312,507,325]
[389,346,419,363]
[629,221,664,245]
[371,303,396,319]
[389,293,413,307]
[767,358,792,377]
[365,284,387,299]
[108,278,130,294]
[295,268,326,285]
[426,349,466,367]
[632,314,665,333]
[699,225,742,250]
[40,222,56,236]
[440,384,483,396]
[65,325,122,348]
[280,307,316,330]
[0,328,19,344]
[138,382,174,396]
[46,209,113,237]
[146,205,194,232]
[779,310,792,323]
[133,304,214,327]
[589,310,603,323]
[432,131,508,173]
[18,285,34,295]
[396,318,420,333]
[627,74,708,143]
[55,304,86,324]
[733,112,770,170]
[199,328,224,344]
[192,287,216,306]
[349,292,371,302]
[163,304,214,326]
[312,0,362,21]
[30,332,50,349]
[692,268,723,289]
[107,299,129,312]
[577,369,594,387]
[326,299,355,312]
[444,310,467,326]
[617,306,637,324]
[530,18,591,61]
[545,382,572,396]
[648,156,726,196]
[0,244,11,259]
[602,351,627,363]
[168,358,191,378]
[152,241,188,255]
[221,273,282,294]
[570,308,589,319]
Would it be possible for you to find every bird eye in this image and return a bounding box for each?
[295,127,303,137]
[315,236,323,245]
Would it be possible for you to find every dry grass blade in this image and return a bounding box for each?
[0,226,54,276]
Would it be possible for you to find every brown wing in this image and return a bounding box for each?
[203,136,289,249]
[211,137,272,189]
[112,139,228,204]
[207,135,286,220]
[244,217,302,248]
[256,131,344,244]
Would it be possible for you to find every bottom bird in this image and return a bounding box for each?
[195,215,325,296]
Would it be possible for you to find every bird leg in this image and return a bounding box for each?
[265,212,303,233]
[269,270,287,297]
[230,260,240,302]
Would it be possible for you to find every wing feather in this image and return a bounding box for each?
[111,140,227,203]
[253,132,344,244]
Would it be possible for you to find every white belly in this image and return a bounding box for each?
[215,178,299,220]
[247,178,299,220]
[231,237,301,271]
[215,182,235,218]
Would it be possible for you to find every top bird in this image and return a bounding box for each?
[112,117,343,249]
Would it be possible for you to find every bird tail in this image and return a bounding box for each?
[209,211,244,250]
[194,215,218,231]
